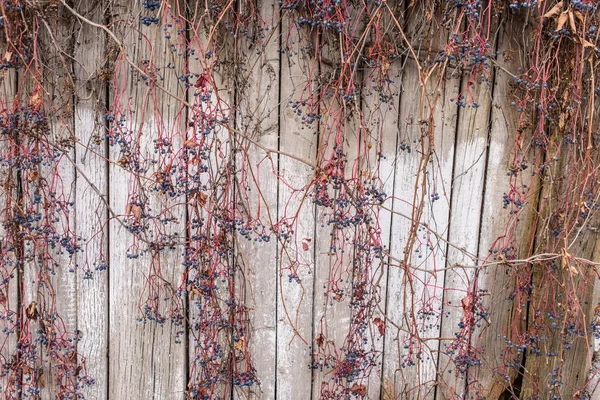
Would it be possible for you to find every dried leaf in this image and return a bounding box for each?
[581,38,595,48]
[461,296,472,312]
[0,292,6,305]
[543,1,563,19]
[568,10,577,33]
[3,51,12,63]
[315,333,324,348]
[127,204,142,220]
[555,12,569,31]
[26,301,39,320]
[373,317,385,336]
[350,383,367,397]
[196,192,208,208]
[38,369,45,389]
[28,170,39,182]
[29,85,43,110]
[234,337,245,351]
[301,241,309,251]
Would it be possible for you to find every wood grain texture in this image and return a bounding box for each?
[382,4,459,398]
[73,1,109,398]
[436,22,497,399]
[185,1,238,397]
[22,9,78,398]
[361,32,403,397]
[233,0,280,397]
[470,13,540,399]
[108,2,186,398]
[0,50,18,398]
[275,12,317,400]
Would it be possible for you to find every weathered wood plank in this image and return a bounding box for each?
[233,0,280,397]
[468,12,539,398]
[185,1,238,397]
[18,8,79,398]
[275,11,317,399]
[0,49,18,397]
[436,22,497,399]
[310,35,363,398]
[73,0,109,398]
[382,4,459,398]
[361,28,403,397]
[108,2,186,398]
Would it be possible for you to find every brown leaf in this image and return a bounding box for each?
[196,192,208,208]
[461,296,472,312]
[126,204,142,220]
[0,292,6,305]
[26,301,39,320]
[555,12,569,31]
[234,336,245,351]
[28,170,39,182]
[543,1,563,19]
[373,317,385,336]
[3,51,12,63]
[29,85,43,111]
[568,10,577,33]
[315,333,324,348]
[350,383,367,397]
[38,369,45,389]
[301,241,310,251]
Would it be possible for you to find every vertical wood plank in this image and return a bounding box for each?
[108,2,186,398]
[185,1,238,397]
[469,13,538,398]
[276,10,317,399]
[19,8,79,398]
[310,48,361,400]
[0,51,18,397]
[361,20,403,396]
[382,4,459,398]
[73,0,109,398]
[436,30,497,400]
[234,0,280,397]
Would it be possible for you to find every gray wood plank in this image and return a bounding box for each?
[73,0,109,398]
[275,11,318,399]
[233,0,280,397]
[108,2,187,398]
[382,3,459,397]
[0,54,19,397]
[185,1,238,397]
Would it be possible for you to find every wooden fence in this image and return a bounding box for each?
[1,0,600,399]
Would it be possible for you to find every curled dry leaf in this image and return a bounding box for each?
[373,317,385,336]
[126,203,143,220]
[234,336,245,351]
[315,333,324,348]
[196,191,208,208]
[461,296,472,312]
[38,368,45,389]
[556,12,569,32]
[543,1,563,19]
[350,383,367,397]
[26,301,39,320]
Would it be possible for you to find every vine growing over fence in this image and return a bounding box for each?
[0,0,600,399]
